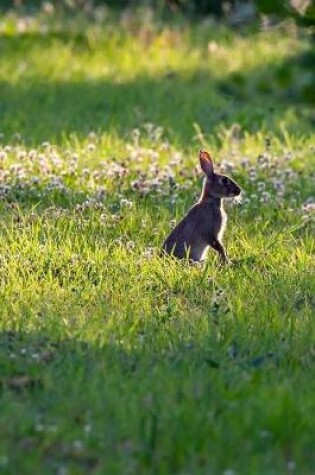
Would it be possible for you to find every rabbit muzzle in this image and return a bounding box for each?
[227,183,241,197]
[232,185,241,197]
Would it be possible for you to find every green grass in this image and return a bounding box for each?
[0,6,314,475]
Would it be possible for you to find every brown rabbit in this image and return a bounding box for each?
[162,150,241,263]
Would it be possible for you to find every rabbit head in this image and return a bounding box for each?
[199,150,241,199]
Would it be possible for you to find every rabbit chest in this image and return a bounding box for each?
[193,205,227,261]
[217,205,227,240]
[205,201,227,240]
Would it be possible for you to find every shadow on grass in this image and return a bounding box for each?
[0,329,155,472]
[0,311,313,472]
[0,31,313,145]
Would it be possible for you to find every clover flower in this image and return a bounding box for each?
[257,181,265,192]
[120,198,133,209]
[28,150,37,160]
[240,157,249,168]
[260,191,271,204]
[302,197,315,214]
[87,143,96,153]
[0,151,7,161]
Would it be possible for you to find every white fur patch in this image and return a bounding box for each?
[200,246,209,261]
[218,207,227,241]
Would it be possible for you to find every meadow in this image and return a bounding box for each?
[0,5,314,474]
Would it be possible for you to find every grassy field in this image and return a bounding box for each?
[0,5,314,475]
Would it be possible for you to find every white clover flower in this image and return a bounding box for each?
[72,440,84,451]
[35,423,44,432]
[130,149,143,161]
[94,187,106,200]
[223,470,236,475]
[284,168,294,178]
[249,169,257,181]
[17,150,26,160]
[84,423,92,435]
[170,152,182,165]
[160,140,170,151]
[87,143,96,153]
[257,181,265,192]
[57,466,68,475]
[149,150,159,160]
[88,131,97,141]
[148,164,157,174]
[28,150,37,160]
[153,126,163,142]
[260,191,271,203]
[221,160,234,173]
[284,152,292,161]
[287,461,296,472]
[240,157,249,168]
[273,180,285,191]
[111,214,122,223]
[302,202,315,214]
[0,185,11,196]
[150,178,161,188]
[208,40,219,53]
[126,241,135,250]
[131,128,140,145]
[0,151,7,161]
[163,165,173,177]
[257,153,269,165]
[9,163,22,172]
[82,168,90,177]
[51,154,62,166]
[49,176,63,187]
[74,204,83,212]
[120,198,133,209]
[144,122,154,135]
[140,187,150,195]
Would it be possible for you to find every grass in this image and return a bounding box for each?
[0,5,314,475]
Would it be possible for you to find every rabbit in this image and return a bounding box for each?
[162,150,242,263]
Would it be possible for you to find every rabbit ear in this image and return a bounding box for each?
[199,150,214,177]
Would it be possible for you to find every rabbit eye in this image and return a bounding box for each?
[221,177,228,185]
